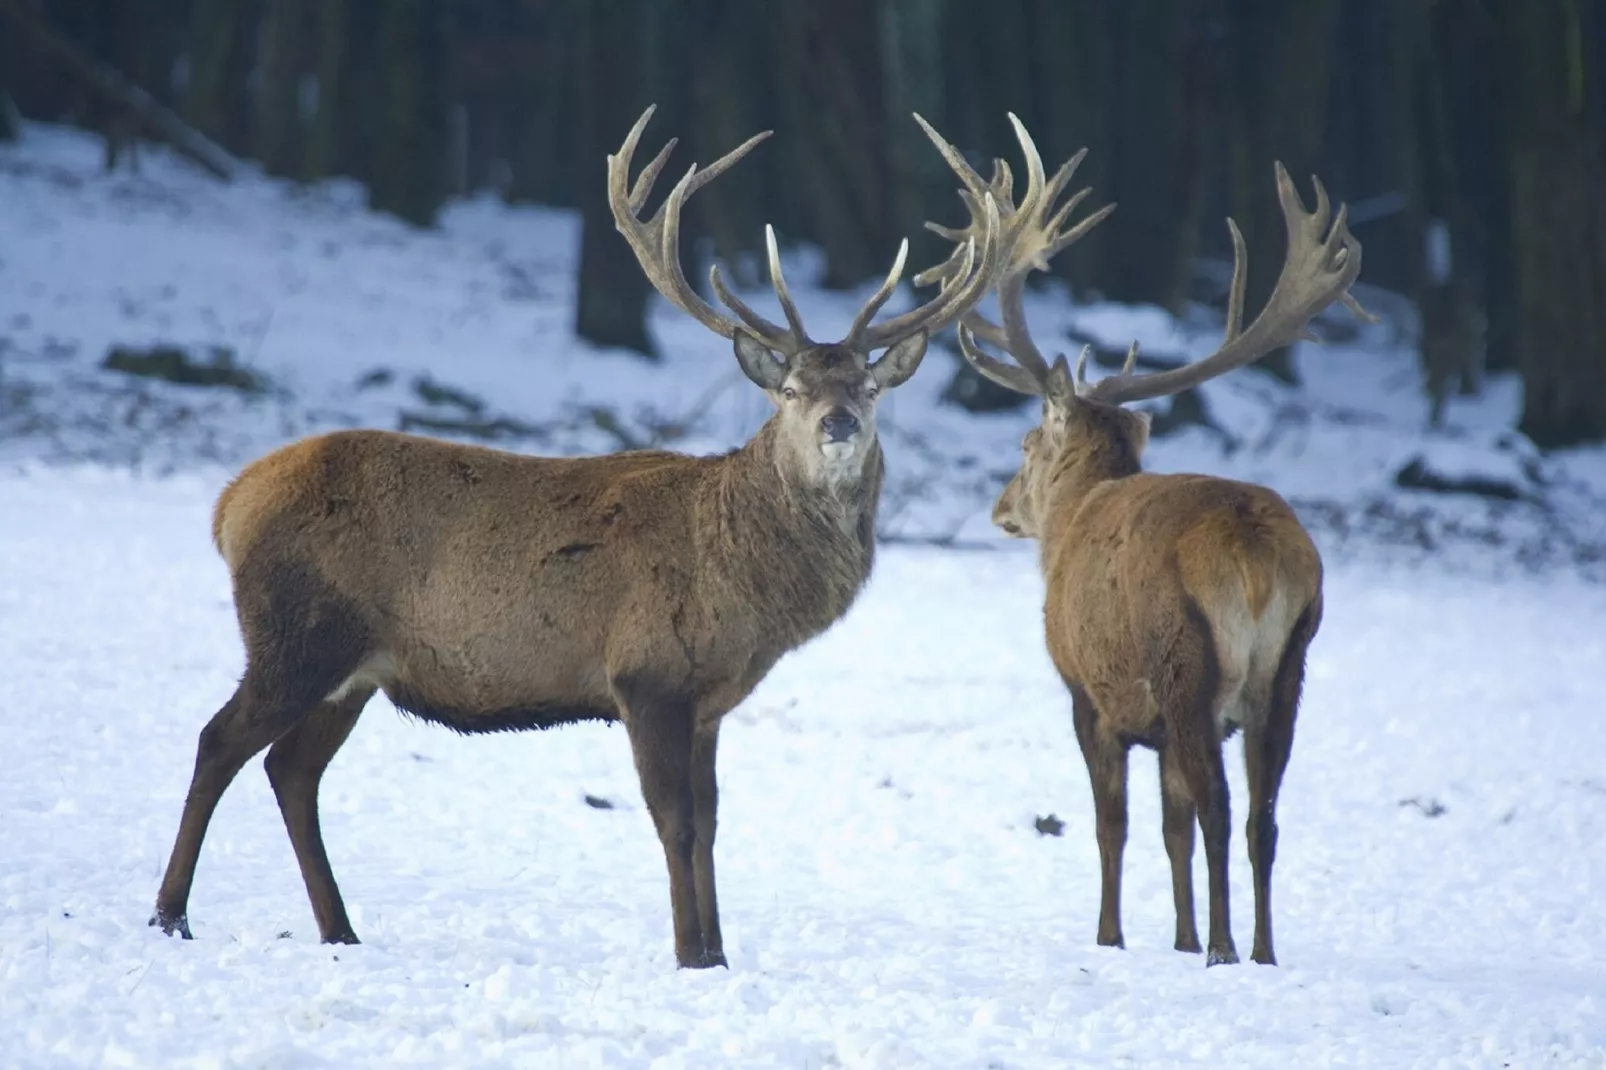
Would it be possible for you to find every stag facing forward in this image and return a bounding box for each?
[149,105,1002,969]
[924,115,1374,965]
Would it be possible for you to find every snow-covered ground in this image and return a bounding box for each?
[2,468,1604,1068]
[3,124,1606,1067]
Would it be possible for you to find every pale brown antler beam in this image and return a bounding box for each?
[607,105,809,354]
[610,105,1003,357]
[1082,163,1379,406]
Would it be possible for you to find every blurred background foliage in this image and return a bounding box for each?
[2,0,1604,447]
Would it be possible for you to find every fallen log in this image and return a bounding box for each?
[0,0,238,180]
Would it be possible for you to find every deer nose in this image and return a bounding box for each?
[820,410,860,442]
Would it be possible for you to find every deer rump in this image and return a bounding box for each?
[1047,473,1323,745]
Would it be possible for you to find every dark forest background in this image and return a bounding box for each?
[3,0,1605,448]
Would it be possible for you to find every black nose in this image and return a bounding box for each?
[820,410,860,442]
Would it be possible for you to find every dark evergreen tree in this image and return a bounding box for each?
[367,0,451,226]
[254,0,306,177]
[572,0,656,358]
[184,0,249,151]
[1493,0,1606,447]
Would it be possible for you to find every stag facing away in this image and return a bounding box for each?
[923,113,1375,966]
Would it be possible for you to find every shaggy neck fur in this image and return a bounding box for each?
[1035,425,1145,561]
[706,415,882,648]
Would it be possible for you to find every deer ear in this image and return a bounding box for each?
[733,329,788,390]
[1128,408,1153,451]
[869,331,929,389]
[1047,353,1076,400]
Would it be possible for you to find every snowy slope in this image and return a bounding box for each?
[1,468,1604,1068]
[3,123,1605,576]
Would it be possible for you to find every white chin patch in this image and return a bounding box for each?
[820,441,857,463]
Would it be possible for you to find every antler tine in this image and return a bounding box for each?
[608,106,808,353]
[708,259,806,351]
[912,112,992,202]
[1006,112,1047,228]
[1084,161,1377,407]
[841,239,910,347]
[925,116,1113,397]
[958,321,1045,397]
[960,310,1011,352]
[1073,344,1093,392]
[628,137,678,214]
[990,157,1015,206]
[764,225,811,342]
[1223,218,1249,340]
[859,191,1002,349]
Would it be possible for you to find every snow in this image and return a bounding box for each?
[2,124,1605,1067]
[3,467,1605,1068]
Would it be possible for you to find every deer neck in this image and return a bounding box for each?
[708,419,882,638]
[1037,437,1143,547]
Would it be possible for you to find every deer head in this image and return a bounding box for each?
[917,115,1376,537]
[608,106,1001,489]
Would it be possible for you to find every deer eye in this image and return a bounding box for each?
[782,387,798,401]
[866,386,880,400]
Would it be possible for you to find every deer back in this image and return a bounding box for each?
[1042,471,1322,736]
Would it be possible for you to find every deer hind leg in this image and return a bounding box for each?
[1070,684,1129,949]
[263,686,373,944]
[152,558,373,939]
[1244,603,1318,966]
[152,674,347,938]
[1159,745,1202,954]
[1169,600,1238,966]
[689,718,726,967]
[615,674,714,969]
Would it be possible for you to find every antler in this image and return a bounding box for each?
[608,105,813,354]
[919,114,1116,397]
[841,114,1004,351]
[1081,163,1378,405]
[609,105,1001,358]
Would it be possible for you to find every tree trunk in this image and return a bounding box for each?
[1098,0,1200,313]
[1430,3,1515,377]
[768,0,896,290]
[0,0,236,178]
[184,0,249,152]
[255,0,307,177]
[879,0,947,278]
[302,0,346,182]
[505,0,575,207]
[1493,0,1606,447]
[0,27,16,142]
[367,0,450,227]
[572,0,655,358]
[1029,0,1111,299]
[684,0,771,289]
[1412,5,1483,423]
[1223,0,1340,383]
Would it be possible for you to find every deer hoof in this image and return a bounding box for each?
[1206,945,1240,967]
[149,909,192,940]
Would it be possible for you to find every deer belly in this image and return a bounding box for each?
[337,633,616,732]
